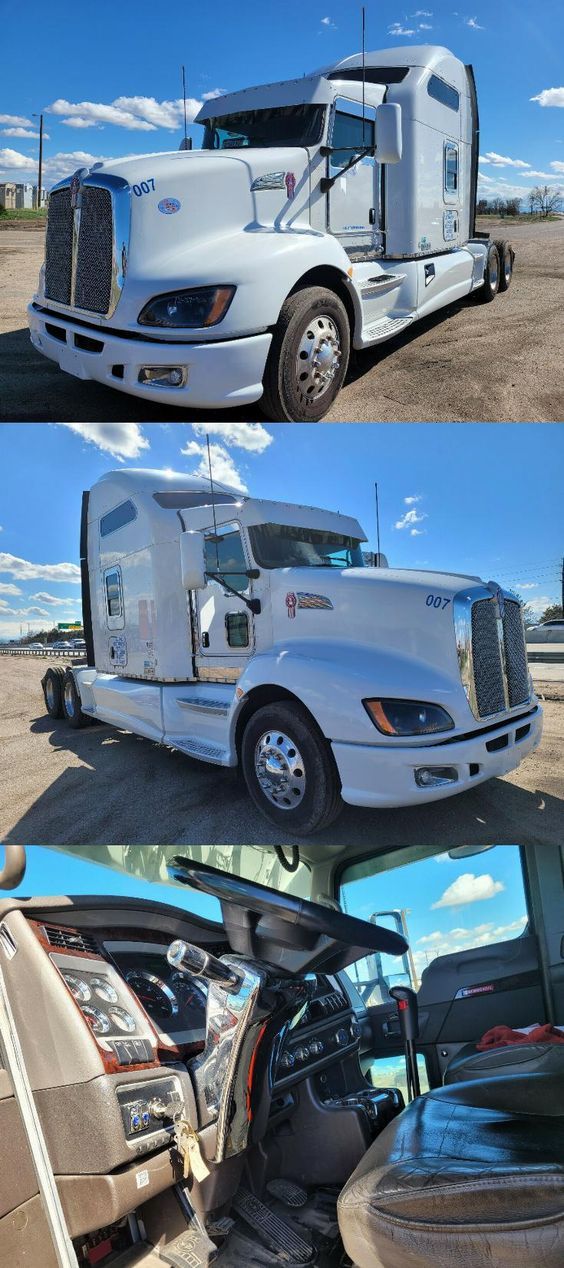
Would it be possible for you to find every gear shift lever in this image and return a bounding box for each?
[389,985,421,1101]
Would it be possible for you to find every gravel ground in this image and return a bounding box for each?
[0,218,563,422]
[0,656,561,848]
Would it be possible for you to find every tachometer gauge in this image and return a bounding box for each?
[170,972,207,1012]
[90,976,119,1004]
[82,1005,110,1034]
[63,973,91,1004]
[125,971,179,1020]
[108,1007,136,1033]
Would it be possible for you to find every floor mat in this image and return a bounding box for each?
[215,1185,344,1268]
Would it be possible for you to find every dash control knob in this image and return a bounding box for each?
[279,1051,295,1069]
[294,1046,309,1063]
[335,1027,350,1048]
[309,1039,324,1056]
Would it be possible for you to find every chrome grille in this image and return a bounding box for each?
[74,186,113,313]
[503,599,529,707]
[471,599,506,716]
[44,188,73,304]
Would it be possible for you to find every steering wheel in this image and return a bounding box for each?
[167,857,408,956]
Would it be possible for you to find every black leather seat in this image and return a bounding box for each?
[444,1039,564,1084]
[338,1073,564,1268]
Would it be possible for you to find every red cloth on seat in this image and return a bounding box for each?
[477,1023,564,1050]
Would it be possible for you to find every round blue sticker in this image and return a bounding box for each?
[158,197,181,215]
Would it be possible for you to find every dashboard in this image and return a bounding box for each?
[104,941,208,1047]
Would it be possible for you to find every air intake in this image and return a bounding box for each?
[43,925,99,955]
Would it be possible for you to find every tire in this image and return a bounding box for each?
[476,242,500,303]
[241,701,343,835]
[42,665,65,719]
[61,669,90,728]
[261,286,351,421]
[494,238,514,291]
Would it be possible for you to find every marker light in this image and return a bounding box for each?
[138,286,235,328]
[363,699,455,736]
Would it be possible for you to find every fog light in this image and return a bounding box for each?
[138,366,187,388]
[415,766,458,788]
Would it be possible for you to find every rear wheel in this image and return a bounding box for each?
[61,669,90,728]
[261,286,350,422]
[494,238,514,291]
[241,701,343,835]
[476,242,500,303]
[42,666,65,719]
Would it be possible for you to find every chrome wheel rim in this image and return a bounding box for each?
[46,678,55,709]
[489,253,499,290]
[295,314,341,403]
[255,730,306,809]
[63,681,75,717]
[504,253,512,285]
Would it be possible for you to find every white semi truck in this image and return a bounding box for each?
[41,468,542,834]
[29,45,513,421]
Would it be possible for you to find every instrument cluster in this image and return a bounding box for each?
[105,943,208,1046]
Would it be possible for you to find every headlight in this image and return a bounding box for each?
[138,286,235,328]
[363,699,455,736]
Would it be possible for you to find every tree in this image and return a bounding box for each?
[504,198,520,217]
[529,185,563,217]
[477,198,489,215]
[539,603,563,623]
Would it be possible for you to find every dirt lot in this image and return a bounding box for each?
[1,217,563,422]
[0,656,561,848]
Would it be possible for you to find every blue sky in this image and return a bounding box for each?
[1,0,563,203]
[0,422,561,639]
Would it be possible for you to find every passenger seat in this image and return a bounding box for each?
[444,1038,564,1085]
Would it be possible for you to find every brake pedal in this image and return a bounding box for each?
[232,1189,314,1264]
[267,1179,308,1208]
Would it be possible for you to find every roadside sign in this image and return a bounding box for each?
[57,623,82,630]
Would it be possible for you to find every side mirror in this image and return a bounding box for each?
[180,530,206,590]
[179,136,193,151]
[375,103,402,164]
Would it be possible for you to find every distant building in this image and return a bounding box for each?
[33,185,47,208]
[15,183,34,209]
[0,183,17,210]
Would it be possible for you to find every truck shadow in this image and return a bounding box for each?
[3,713,561,848]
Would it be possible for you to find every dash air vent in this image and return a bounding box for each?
[43,925,99,955]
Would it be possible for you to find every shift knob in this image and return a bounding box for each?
[389,985,419,1042]
[167,939,244,993]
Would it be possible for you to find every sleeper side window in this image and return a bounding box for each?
[104,566,124,629]
[204,523,249,595]
[444,142,459,195]
[100,500,136,538]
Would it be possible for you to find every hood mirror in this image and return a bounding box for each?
[179,137,193,151]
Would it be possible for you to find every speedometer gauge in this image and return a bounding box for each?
[126,971,179,1020]
[170,972,208,1012]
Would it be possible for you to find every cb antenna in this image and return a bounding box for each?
[181,65,188,148]
[206,434,221,571]
[375,481,381,561]
[361,6,366,147]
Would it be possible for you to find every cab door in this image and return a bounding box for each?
[195,521,255,669]
[327,98,379,251]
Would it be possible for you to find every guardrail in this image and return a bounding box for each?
[0,648,86,660]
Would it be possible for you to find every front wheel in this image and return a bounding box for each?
[260,286,351,421]
[61,669,90,729]
[476,242,500,303]
[241,701,343,835]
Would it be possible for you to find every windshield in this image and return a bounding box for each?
[202,104,325,150]
[249,523,365,569]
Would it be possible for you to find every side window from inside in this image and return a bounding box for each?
[331,104,375,173]
[339,845,529,1005]
[444,141,459,195]
[204,523,249,595]
[104,567,123,624]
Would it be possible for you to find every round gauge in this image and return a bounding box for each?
[170,972,207,1012]
[108,1007,137,1033]
[82,1005,110,1034]
[90,976,119,1004]
[63,973,91,1004]
[125,971,179,1020]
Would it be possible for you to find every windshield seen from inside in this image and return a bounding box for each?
[202,104,326,149]
[249,523,365,569]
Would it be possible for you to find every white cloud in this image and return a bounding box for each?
[0,147,35,171]
[0,147,114,186]
[551,161,564,173]
[479,152,530,169]
[47,95,203,133]
[201,89,227,101]
[465,16,484,29]
[60,422,150,461]
[431,871,505,909]
[0,582,22,596]
[413,9,433,15]
[1,127,49,140]
[180,441,248,493]
[526,593,560,617]
[29,592,80,607]
[531,88,564,109]
[414,915,527,972]
[520,582,539,590]
[2,606,51,618]
[394,507,427,531]
[410,527,425,536]
[388,22,416,35]
[404,494,422,505]
[0,553,81,584]
[190,423,273,454]
[418,23,432,29]
[0,113,33,127]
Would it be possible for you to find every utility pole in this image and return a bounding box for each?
[33,113,44,209]
[561,556,564,614]
[375,481,381,561]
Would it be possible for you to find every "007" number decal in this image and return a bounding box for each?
[426,594,451,610]
[132,178,155,196]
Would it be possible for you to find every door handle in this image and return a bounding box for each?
[369,207,376,225]
[201,632,210,649]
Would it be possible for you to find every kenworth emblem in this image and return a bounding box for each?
[487,581,505,619]
[285,171,296,200]
[286,592,297,619]
[69,171,81,209]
